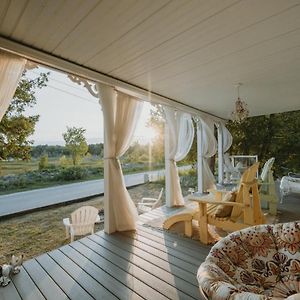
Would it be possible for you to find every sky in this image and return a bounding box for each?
[25,66,155,146]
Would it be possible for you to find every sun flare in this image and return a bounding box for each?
[143,126,157,142]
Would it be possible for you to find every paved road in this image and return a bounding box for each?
[0,166,191,218]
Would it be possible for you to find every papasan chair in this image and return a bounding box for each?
[198,221,300,300]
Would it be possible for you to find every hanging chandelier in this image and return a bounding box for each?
[231,83,249,122]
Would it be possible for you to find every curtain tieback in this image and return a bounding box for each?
[104,157,117,160]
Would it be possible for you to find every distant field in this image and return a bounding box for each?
[0,157,104,176]
[0,160,38,175]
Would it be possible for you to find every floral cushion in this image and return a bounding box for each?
[197,221,300,299]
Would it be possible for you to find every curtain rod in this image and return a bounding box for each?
[0,36,225,122]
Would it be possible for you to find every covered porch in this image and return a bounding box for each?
[0,1,299,299]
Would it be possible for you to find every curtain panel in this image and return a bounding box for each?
[164,107,194,206]
[220,122,233,153]
[97,83,143,233]
[0,50,27,121]
[198,118,217,191]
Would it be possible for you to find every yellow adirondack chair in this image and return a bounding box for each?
[163,162,266,244]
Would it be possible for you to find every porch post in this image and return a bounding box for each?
[102,117,115,234]
[164,122,172,207]
[217,124,223,184]
[97,83,142,233]
[98,84,116,234]
[197,122,204,194]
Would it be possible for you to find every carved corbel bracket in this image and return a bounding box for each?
[67,74,99,98]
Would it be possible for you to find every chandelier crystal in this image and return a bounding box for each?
[231,83,249,122]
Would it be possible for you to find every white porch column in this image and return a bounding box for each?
[97,83,143,234]
[164,122,172,207]
[197,121,204,194]
[217,124,224,184]
[196,118,217,193]
[164,108,194,206]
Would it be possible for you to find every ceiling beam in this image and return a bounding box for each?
[0,36,224,122]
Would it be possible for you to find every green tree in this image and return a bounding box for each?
[88,143,104,157]
[62,127,88,165]
[227,111,300,176]
[0,71,49,160]
[31,144,70,158]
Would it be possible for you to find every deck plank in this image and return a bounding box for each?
[122,230,201,266]
[137,224,206,248]
[22,259,68,300]
[95,231,199,274]
[86,234,200,298]
[80,237,196,300]
[133,229,204,259]
[0,281,22,300]
[59,245,144,300]
[98,231,198,286]
[48,250,118,300]
[36,253,94,300]
[12,266,45,300]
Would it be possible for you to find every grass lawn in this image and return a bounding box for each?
[0,157,104,176]
[0,182,164,265]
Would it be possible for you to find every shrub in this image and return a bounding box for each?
[57,166,88,181]
[38,154,49,170]
[179,169,197,192]
[59,155,71,168]
[46,163,57,169]
[87,167,104,176]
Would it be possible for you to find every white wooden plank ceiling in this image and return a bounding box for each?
[0,0,300,118]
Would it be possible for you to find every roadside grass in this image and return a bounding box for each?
[0,182,164,265]
[0,176,101,196]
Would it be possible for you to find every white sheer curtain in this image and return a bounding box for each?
[198,117,217,191]
[0,50,27,121]
[219,122,233,183]
[97,83,143,233]
[220,123,232,153]
[164,107,194,206]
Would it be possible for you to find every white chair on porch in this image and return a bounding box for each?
[259,157,278,215]
[223,153,241,183]
[63,206,99,242]
[137,188,164,214]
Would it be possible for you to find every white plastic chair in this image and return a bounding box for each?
[258,157,278,215]
[260,157,275,183]
[63,206,99,242]
[223,153,241,183]
[280,173,300,202]
[137,188,164,214]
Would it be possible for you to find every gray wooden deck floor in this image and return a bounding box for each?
[3,193,297,300]
[0,205,210,300]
